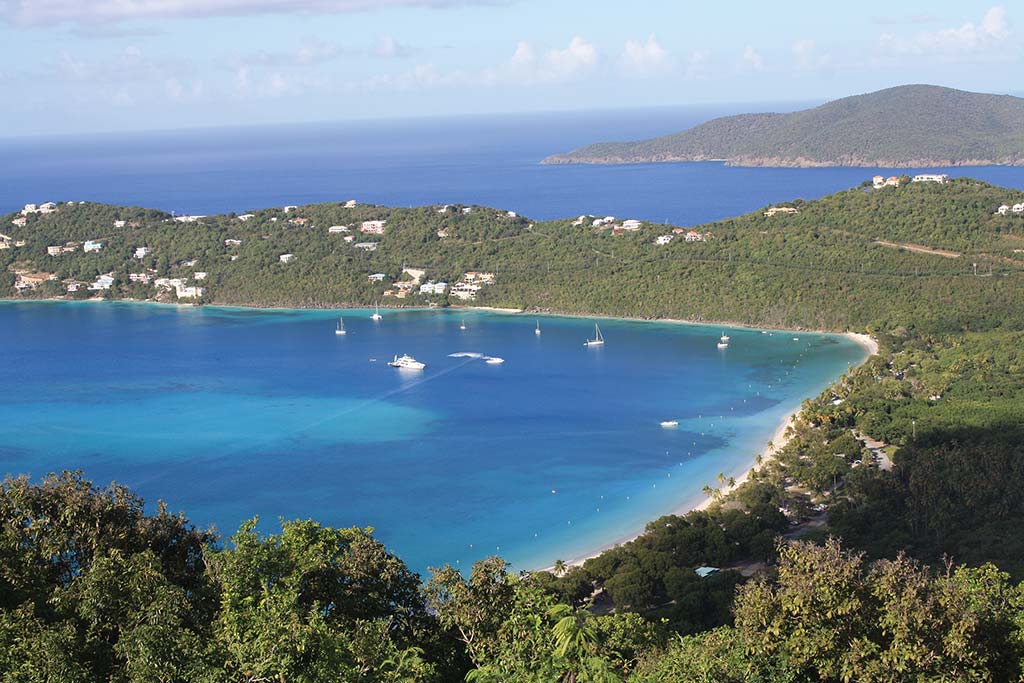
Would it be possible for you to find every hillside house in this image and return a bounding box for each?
[284,205,298,212]
[288,217,309,226]
[225,239,242,246]
[194,272,208,280]
[15,271,55,291]
[173,215,206,223]
[114,220,127,228]
[11,216,27,227]
[655,234,673,245]
[912,174,949,184]
[997,205,1011,215]
[84,240,103,253]
[237,214,255,221]
[463,271,495,284]
[88,274,115,291]
[134,247,150,259]
[622,219,643,231]
[328,225,349,234]
[685,231,705,242]
[129,273,152,283]
[462,207,473,214]
[419,281,448,295]
[571,215,588,227]
[436,228,449,238]
[872,175,900,189]
[368,273,386,282]
[1014,203,1024,214]
[764,206,799,217]
[354,242,378,251]
[360,220,386,234]
[279,254,295,263]
[449,283,481,301]
[344,200,358,208]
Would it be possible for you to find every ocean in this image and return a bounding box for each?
[3,105,1024,225]
[0,302,865,574]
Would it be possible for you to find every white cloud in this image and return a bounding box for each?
[619,34,670,76]
[52,46,194,84]
[684,50,710,80]
[791,39,832,71]
[501,36,597,84]
[2,0,501,25]
[880,5,1011,55]
[374,34,412,58]
[165,77,204,101]
[229,38,345,68]
[739,45,765,72]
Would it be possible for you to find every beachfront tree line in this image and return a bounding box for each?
[2,471,1024,682]
[4,179,1024,334]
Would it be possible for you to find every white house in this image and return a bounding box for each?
[22,204,37,214]
[463,271,495,284]
[419,281,448,295]
[912,174,949,184]
[173,215,206,223]
[354,242,378,251]
[114,220,127,228]
[88,274,115,291]
[449,283,481,300]
[283,205,298,212]
[237,214,255,221]
[462,207,473,214]
[506,211,517,218]
[622,219,643,231]
[368,273,386,282]
[279,254,295,263]
[343,235,355,243]
[129,273,151,283]
[11,216,27,227]
[655,234,673,245]
[328,225,350,234]
[134,247,150,259]
[194,272,208,280]
[685,231,705,242]
[177,286,204,298]
[344,200,358,208]
[360,220,387,234]
[571,215,588,227]
[225,239,242,246]
[47,246,63,256]
[39,202,57,213]
[84,240,103,253]
[997,205,1011,215]
[1013,203,1024,214]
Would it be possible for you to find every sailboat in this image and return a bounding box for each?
[335,317,347,335]
[459,320,467,331]
[371,301,382,321]
[584,324,604,347]
[535,320,541,336]
[720,331,730,343]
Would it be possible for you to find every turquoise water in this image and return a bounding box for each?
[0,301,866,573]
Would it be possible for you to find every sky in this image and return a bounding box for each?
[1,0,1021,137]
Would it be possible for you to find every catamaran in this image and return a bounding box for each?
[584,324,604,347]
[535,320,541,336]
[388,354,425,370]
[371,301,383,321]
[335,317,347,335]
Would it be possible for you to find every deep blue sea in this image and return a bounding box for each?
[0,302,865,573]
[3,105,1024,225]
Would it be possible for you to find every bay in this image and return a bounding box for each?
[0,301,865,573]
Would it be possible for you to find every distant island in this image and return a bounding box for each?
[543,85,1024,168]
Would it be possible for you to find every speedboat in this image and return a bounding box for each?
[484,356,504,364]
[660,420,679,428]
[388,354,425,370]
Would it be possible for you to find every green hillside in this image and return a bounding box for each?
[544,85,1024,167]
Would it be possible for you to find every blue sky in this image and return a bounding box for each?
[2,0,1020,136]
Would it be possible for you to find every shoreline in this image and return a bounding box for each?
[539,407,800,572]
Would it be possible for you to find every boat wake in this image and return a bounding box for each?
[448,352,485,358]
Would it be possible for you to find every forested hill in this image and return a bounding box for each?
[543,85,1024,167]
[4,176,1024,333]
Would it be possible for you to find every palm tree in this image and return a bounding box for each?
[755,453,764,466]
[727,476,736,488]
[716,472,726,486]
[548,604,604,683]
[767,440,775,453]
[702,484,713,497]
[553,559,567,577]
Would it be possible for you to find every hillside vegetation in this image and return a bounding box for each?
[543,85,1024,167]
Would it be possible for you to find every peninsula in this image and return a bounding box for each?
[543,85,1024,167]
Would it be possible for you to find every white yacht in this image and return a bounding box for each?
[335,317,347,335]
[371,301,383,321]
[584,324,604,347]
[484,356,505,364]
[720,332,730,343]
[660,420,679,428]
[535,320,541,336]
[388,354,425,370]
